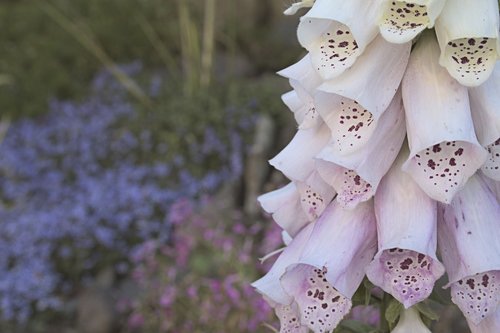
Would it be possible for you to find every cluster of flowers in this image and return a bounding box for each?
[0,65,249,321]
[252,0,500,332]
[119,197,280,332]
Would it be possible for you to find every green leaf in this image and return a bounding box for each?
[385,299,403,326]
[340,320,379,333]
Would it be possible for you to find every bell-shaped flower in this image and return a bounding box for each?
[402,30,487,204]
[366,145,445,308]
[468,307,500,333]
[391,307,432,333]
[469,63,500,181]
[315,91,406,209]
[435,0,500,86]
[315,34,410,154]
[279,55,324,129]
[269,122,331,182]
[297,0,382,80]
[258,172,336,236]
[438,175,500,325]
[280,200,378,332]
[378,0,446,44]
[284,0,315,16]
[252,223,315,308]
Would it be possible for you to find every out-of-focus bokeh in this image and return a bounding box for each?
[0,1,471,332]
[0,1,303,332]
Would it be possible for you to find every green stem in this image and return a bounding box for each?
[380,293,390,333]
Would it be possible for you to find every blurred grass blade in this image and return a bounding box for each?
[200,0,216,89]
[138,18,178,74]
[0,117,11,145]
[178,0,201,95]
[40,1,153,108]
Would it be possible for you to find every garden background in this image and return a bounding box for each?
[0,1,471,332]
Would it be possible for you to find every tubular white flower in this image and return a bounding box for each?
[438,175,500,325]
[258,183,310,237]
[378,0,446,44]
[279,55,324,129]
[468,308,500,333]
[258,174,335,237]
[315,91,406,209]
[402,31,487,204]
[391,307,432,333]
[252,223,315,306]
[435,0,500,86]
[297,0,383,80]
[274,301,309,333]
[269,122,331,182]
[367,145,445,308]
[280,200,377,332]
[469,63,500,180]
[315,35,410,154]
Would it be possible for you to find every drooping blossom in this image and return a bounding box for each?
[438,175,500,325]
[468,307,500,333]
[315,90,406,209]
[402,30,487,203]
[469,63,500,180]
[435,0,500,86]
[284,0,315,16]
[391,307,431,333]
[378,0,446,44]
[367,144,445,308]
[280,200,377,332]
[297,0,382,79]
[315,34,410,154]
[279,55,323,130]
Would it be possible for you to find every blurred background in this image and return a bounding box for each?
[0,1,472,332]
[0,0,304,332]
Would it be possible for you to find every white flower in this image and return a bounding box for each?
[435,0,500,86]
[391,307,432,333]
[378,0,446,44]
[366,145,445,308]
[269,122,330,182]
[315,91,406,209]
[438,175,500,325]
[280,200,377,332]
[284,0,315,16]
[402,30,487,203]
[297,0,382,79]
[469,63,500,180]
[315,34,410,154]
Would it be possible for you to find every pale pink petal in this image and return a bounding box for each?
[438,175,500,324]
[315,34,410,154]
[367,146,445,308]
[296,171,336,221]
[252,223,315,305]
[316,91,406,209]
[275,301,309,333]
[258,183,310,237]
[469,64,500,180]
[270,123,331,182]
[468,307,500,333]
[435,0,500,86]
[281,265,352,332]
[402,31,487,203]
[297,0,382,79]
[280,200,377,332]
[379,0,446,44]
